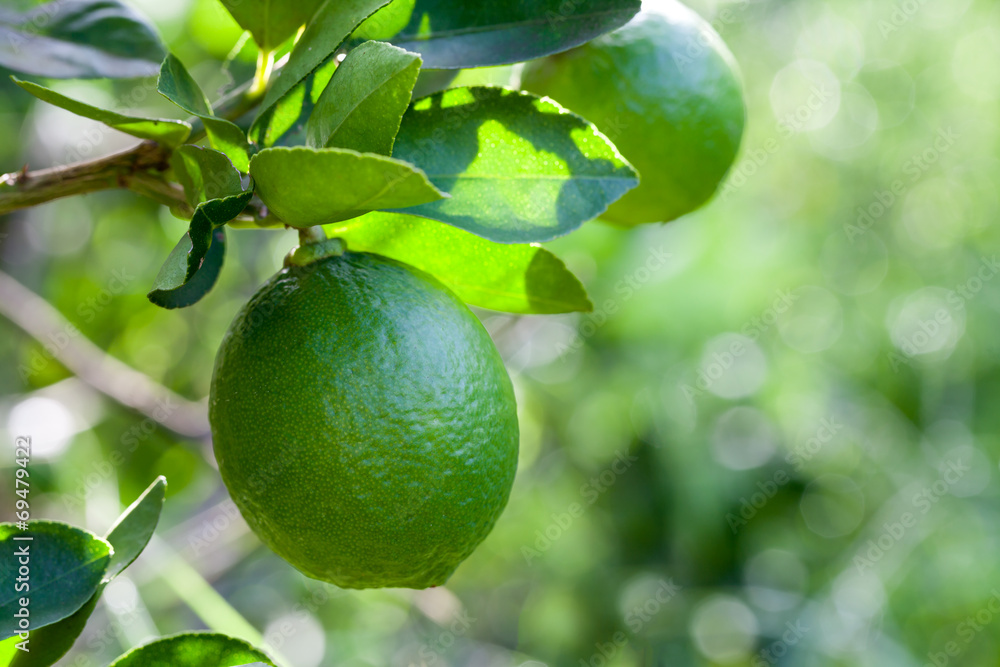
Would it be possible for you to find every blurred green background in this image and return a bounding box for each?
[2,0,999,665]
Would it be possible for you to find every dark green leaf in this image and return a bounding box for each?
[383,0,641,69]
[158,56,251,171]
[410,68,459,100]
[186,193,253,279]
[251,0,393,143]
[0,522,111,640]
[330,212,592,313]
[12,78,190,147]
[249,146,446,226]
[170,146,245,208]
[391,87,638,242]
[0,0,166,79]
[5,476,169,667]
[306,41,421,155]
[148,179,249,310]
[107,632,276,667]
[6,591,98,667]
[104,476,167,580]
[218,0,325,52]
[147,227,228,309]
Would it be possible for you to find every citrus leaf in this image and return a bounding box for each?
[3,477,167,667]
[218,0,325,52]
[250,56,338,148]
[107,632,276,667]
[251,0,393,143]
[0,0,166,79]
[380,0,641,69]
[186,193,252,279]
[147,227,228,309]
[391,86,638,243]
[249,146,446,226]
[104,476,167,581]
[11,78,190,147]
[147,183,249,309]
[0,637,15,663]
[306,41,421,155]
[158,55,251,171]
[170,146,245,208]
[329,212,592,313]
[5,593,98,667]
[0,522,111,640]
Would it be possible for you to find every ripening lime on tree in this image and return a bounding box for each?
[522,0,746,225]
[0,0,743,658]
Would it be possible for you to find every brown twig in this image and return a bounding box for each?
[0,140,182,216]
[0,269,211,439]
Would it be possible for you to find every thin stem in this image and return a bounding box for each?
[247,49,275,101]
[0,269,211,438]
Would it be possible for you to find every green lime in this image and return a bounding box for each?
[521,2,746,225]
[209,244,519,589]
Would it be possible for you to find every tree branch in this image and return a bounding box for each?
[0,269,211,439]
[0,140,183,217]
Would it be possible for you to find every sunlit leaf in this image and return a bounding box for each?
[107,633,276,667]
[306,41,421,155]
[104,476,167,580]
[249,146,446,226]
[392,87,638,242]
[251,0,393,143]
[330,212,593,313]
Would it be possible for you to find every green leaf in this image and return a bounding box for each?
[158,55,251,171]
[0,522,111,640]
[12,78,190,148]
[218,0,325,52]
[148,178,249,309]
[249,146,446,226]
[330,212,592,313]
[249,56,337,148]
[170,146,245,208]
[107,632,276,667]
[0,637,15,663]
[379,0,641,69]
[306,41,421,155]
[6,581,97,667]
[251,0,393,143]
[3,477,166,667]
[353,0,416,40]
[147,227,228,309]
[104,476,167,580]
[0,0,166,78]
[391,86,638,243]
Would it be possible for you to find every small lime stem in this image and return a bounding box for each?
[247,49,275,99]
[297,225,327,245]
